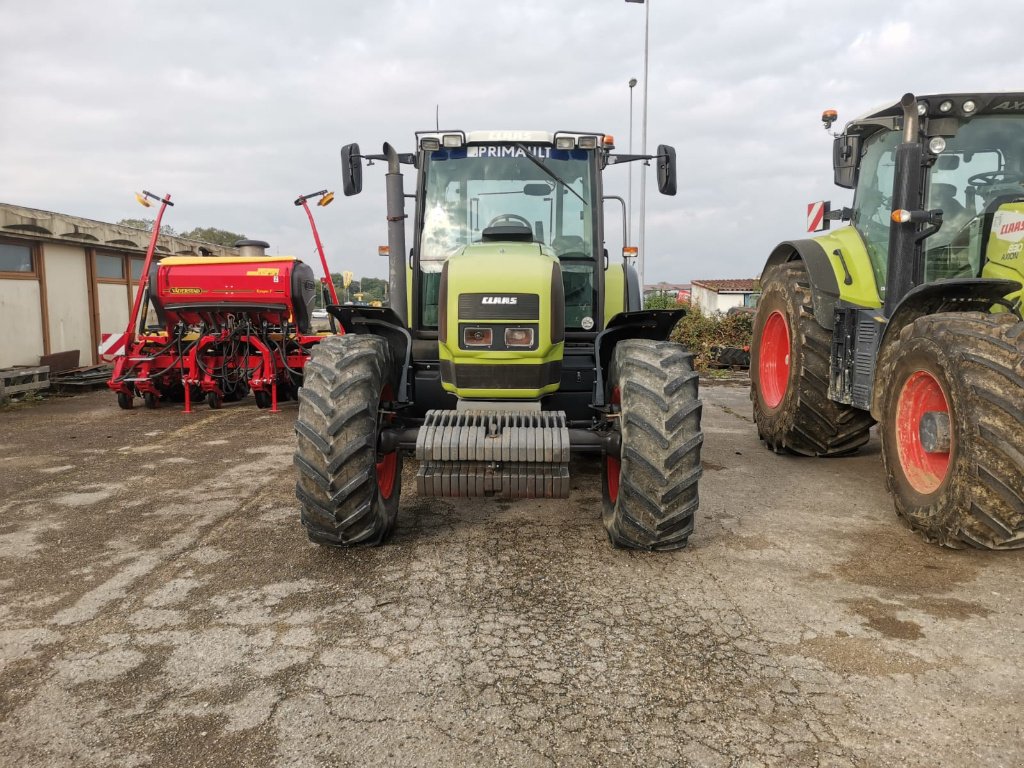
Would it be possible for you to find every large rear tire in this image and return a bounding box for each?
[294,334,402,547]
[601,339,703,551]
[879,312,1024,549]
[751,261,875,456]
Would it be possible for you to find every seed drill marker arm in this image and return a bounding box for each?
[294,190,340,307]
[108,190,173,391]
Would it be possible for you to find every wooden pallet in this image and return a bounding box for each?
[0,365,50,402]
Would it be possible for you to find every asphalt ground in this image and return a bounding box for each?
[0,383,1021,767]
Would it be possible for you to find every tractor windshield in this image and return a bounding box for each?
[924,115,1024,280]
[419,145,595,267]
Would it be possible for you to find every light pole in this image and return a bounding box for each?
[625,0,650,288]
[628,77,637,245]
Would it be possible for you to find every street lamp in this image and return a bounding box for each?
[628,77,637,244]
[625,0,649,287]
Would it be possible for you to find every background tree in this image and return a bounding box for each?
[359,277,386,302]
[179,226,246,246]
[116,218,177,237]
[116,219,245,245]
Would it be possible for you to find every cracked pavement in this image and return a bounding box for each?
[0,384,1021,767]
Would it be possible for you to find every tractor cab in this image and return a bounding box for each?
[412,132,614,403]
[415,133,601,337]
[831,94,1024,306]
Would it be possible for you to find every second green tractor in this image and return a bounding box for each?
[751,92,1024,549]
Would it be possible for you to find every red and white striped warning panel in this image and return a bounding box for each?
[807,201,829,233]
[98,332,127,360]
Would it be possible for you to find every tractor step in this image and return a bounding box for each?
[414,409,570,498]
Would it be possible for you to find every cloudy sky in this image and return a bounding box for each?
[1,0,1020,286]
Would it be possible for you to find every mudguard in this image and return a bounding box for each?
[593,309,686,407]
[327,305,412,403]
[762,240,841,330]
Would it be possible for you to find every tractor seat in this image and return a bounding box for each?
[553,235,586,256]
[930,183,971,236]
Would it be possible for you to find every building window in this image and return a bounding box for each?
[95,253,125,280]
[0,242,34,274]
[129,258,145,283]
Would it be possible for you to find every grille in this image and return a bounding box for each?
[458,293,539,320]
[440,360,560,390]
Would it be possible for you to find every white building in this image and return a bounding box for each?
[0,203,235,370]
[690,279,760,314]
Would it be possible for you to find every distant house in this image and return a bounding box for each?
[690,279,760,314]
[643,282,690,303]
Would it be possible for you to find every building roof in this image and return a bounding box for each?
[691,278,759,294]
[0,202,237,257]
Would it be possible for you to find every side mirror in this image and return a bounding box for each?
[340,143,363,196]
[656,144,677,196]
[832,135,861,189]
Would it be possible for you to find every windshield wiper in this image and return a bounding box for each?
[514,143,588,207]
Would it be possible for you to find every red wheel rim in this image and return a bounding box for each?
[606,386,621,503]
[376,385,398,499]
[895,370,951,495]
[759,310,790,409]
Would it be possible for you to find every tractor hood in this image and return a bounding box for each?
[437,241,565,399]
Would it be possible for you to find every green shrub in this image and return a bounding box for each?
[671,305,754,370]
[643,294,686,311]
[640,295,755,370]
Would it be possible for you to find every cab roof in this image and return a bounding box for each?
[415,130,608,145]
[848,92,1024,128]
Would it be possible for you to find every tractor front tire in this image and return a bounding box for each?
[294,334,402,547]
[879,312,1024,549]
[602,339,704,551]
[751,261,874,456]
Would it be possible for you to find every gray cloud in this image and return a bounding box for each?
[1,0,1019,284]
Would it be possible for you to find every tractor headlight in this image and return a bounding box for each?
[577,135,599,150]
[464,327,493,347]
[963,99,977,114]
[939,99,954,113]
[928,137,947,154]
[555,136,576,150]
[420,137,441,151]
[442,133,464,148]
[504,327,535,348]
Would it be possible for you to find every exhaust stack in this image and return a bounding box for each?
[383,143,409,326]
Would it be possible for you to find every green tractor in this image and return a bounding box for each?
[294,130,703,550]
[751,92,1024,549]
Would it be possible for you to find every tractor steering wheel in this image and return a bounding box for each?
[967,170,1024,188]
[486,213,533,230]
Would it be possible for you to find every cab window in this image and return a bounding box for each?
[851,129,900,296]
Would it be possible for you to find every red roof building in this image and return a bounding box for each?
[690,278,760,313]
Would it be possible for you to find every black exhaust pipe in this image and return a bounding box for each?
[383,142,408,327]
[883,93,925,317]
